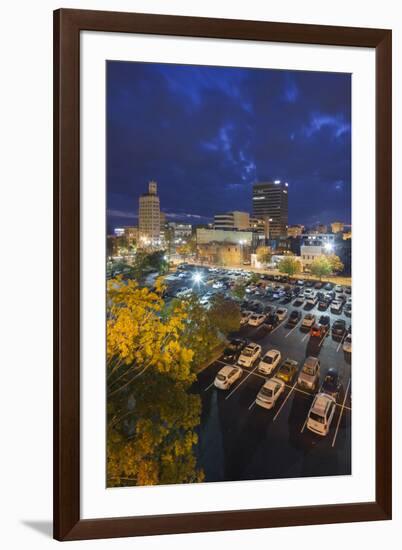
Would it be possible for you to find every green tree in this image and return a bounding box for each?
[309,255,332,280]
[209,294,241,335]
[327,254,344,275]
[278,256,302,277]
[256,246,272,265]
[232,281,247,301]
[106,277,203,487]
[249,272,260,284]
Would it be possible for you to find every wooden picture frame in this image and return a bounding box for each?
[53,8,392,541]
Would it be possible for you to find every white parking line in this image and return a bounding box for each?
[332,378,351,448]
[300,414,309,434]
[203,381,215,392]
[274,381,297,421]
[225,363,260,400]
[270,320,285,335]
[301,331,310,342]
[336,333,347,352]
[284,321,301,338]
[248,399,256,411]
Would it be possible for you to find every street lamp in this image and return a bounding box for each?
[324,242,333,252]
[193,272,203,285]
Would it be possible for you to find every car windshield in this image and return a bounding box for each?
[261,387,273,397]
[310,412,325,424]
[242,348,254,357]
[303,365,316,376]
[280,366,290,374]
[263,356,273,364]
[216,374,226,381]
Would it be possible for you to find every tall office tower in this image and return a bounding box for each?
[139,180,161,246]
[252,180,288,239]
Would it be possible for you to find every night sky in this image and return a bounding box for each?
[106,61,351,233]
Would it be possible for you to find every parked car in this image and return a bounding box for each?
[263,313,280,332]
[318,315,331,334]
[343,332,352,353]
[332,319,347,340]
[293,297,304,307]
[335,285,343,293]
[344,303,352,317]
[306,393,337,436]
[301,313,316,332]
[258,349,281,375]
[248,313,266,327]
[275,307,288,322]
[237,342,262,368]
[255,377,285,409]
[321,368,341,399]
[330,300,343,314]
[222,339,247,363]
[345,286,352,295]
[324,282,333,291]
[314,282,323,289]
[276,358,299,384]
[287,310,301,327]
[318,299,329,311]
[240,310,253,326]
[298,356,320,391]
[305,296,318,308]
[214,365,243,390]
[310,324,325,339]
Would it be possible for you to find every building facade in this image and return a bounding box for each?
[331,221,344,233]
[196,228,253,246]
[287,224,304,238]
[213,211,250,231]
[138,181,161,247]
[252,180,288,239]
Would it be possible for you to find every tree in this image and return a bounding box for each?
[249,272,260,284]
[278,256,302,277]
[309,256,332,280]
[176,237,196,259]
[327,254,344,275]
[256,246,272,265]
[174,294,222,367]
[209,294,241,335]
[106,277,204,487]
[232,281,247,301]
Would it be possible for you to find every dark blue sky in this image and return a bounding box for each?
[107,61,351,232]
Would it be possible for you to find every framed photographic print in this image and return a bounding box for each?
[54,8,392,541]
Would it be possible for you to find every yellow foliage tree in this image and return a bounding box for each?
[106,277,204,487]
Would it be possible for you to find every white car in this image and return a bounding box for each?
[256,377,285,409]
[334,285,343,293]
[237,343,262,368]
[248,313,266,327]
[343,333,352,353]
[240,310,253,326]
[258,349,282,375]
[212,281,224,289]
[304,288,314,297]
[214,365,243,390]
[307,393,337,435]
[330,300,342,314]
[301,313,316,331]
[275,307,288,322]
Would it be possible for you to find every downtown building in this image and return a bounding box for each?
[252,180,289,239]
[213,211,250,231]
[138,181,161,247]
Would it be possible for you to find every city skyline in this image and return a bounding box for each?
[107,61,351,232]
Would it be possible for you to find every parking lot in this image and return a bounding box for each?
[165,264,352,482]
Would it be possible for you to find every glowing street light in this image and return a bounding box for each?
[193,272,203,284]
[324,242,333,252]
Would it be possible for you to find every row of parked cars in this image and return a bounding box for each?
[214,339,344,436]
